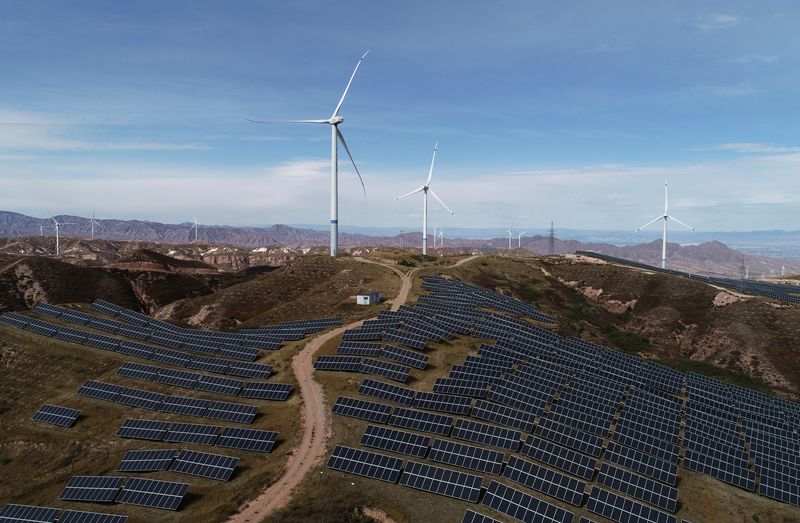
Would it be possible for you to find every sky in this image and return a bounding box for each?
[1,1,799,233]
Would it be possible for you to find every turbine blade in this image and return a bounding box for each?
[668,215,695,230]
[396,186,425,200]
[332,50,369,117]
[246,118,328,124]
[426,142,438,186]
[664,181,669,214]
[636,215,663,231]
[428,188,454,215]
[336,128,366,197]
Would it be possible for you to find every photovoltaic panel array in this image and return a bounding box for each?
[587,486,676,523]
[59,476,126,502]
[481,480,575,523]
[169,449,239,481]
[503,455,586,506]
[452,419,521,451]
[115,477,189,511]
[598,463,678,513]
[398,461,483,502]
[116,449,178,473]
[460,510,502,523]
[163,422,221,445]
[470,399,535,433]
[413,392,472,415]
[32,404,80,428]
[59,510,128,523]
[332,396,392,423]
[216,428,279,453]
[359,379,416,406]
[360,424,431,457]
[117,419,170,441]
[389,408,453,436]
[0,504,60,523]
[327,445,404,483]
[521,435,597,481]
[428,439,504,475]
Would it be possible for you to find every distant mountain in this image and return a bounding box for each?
[1,210,798,277]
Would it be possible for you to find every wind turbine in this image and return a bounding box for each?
[507,224,513,249]
[437,229,444,248]
[247,51,369,257]
[396,143,454,255]
[47,212,73,256]
[432,226,437,248]
[190,216,199,243]
[636,181,695,269]
[518,231,527,248]
[88,210,101,240]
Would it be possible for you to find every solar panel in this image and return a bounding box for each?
[32,404,80,428]
[58,510,128,523]
[205,401,258,424]
[535,418,604,458]
[153,368,199,389]
[240,382,292,401]
[399,461,483,502]
[83,333,120,351]
[759,474,800,507]
[359,358,411,383]
[389,407,453,436]
[226,361,272,379]
[470,399,535,433]
[314,355,362,371]
[117,418,169,441]
[598,463,678,513]
[682,449,755,491]
[117,341,154,359]
[58,475,125,502]
[164,422,221,445]
[460,510,502,523]
[451,418,521,451]
[195,375,244,396]
[587,487,676,523]
[412,392,472,415]
[503,455,586,506]
[337,341,383,357]
[605,442,678,486]
[116,449,178,472]
[0,504,59,523]
[360,424,431,457]
[149,348,191,367]
[77,380,122,402]
[381,345,429,369]
[170,449,239,481]
[159,395,210,417]
[216,427,279,453]
[358,378,416,406]
[117,362,160,381]
[520,435,597,481]
[326,445,404,483]
[115,387,165,411]
[332,396,393,423]
[115,477,189,511]
[428,438,504,474]
[481,480,575,523]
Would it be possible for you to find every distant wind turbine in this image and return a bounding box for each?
[636,181,695,269]
[247,51,370,256]
[190,216,199,243]
[437,229,444,248]
[432,226,438,248]
[89,210,101,240]
[507,224,513,249]
[396,143,454,255]
[518,231,527,248]
[47,211,73,256]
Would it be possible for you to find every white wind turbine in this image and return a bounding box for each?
[190,216,199,243]
[47,211,73,256]
[636,181,695,269]
[432,226,438,248]
[88,210,101,240]
[437,229,444,248]
[247,51,369,257]
[518,231,527,248]
[507,224,513,249]
[396,143,454,255]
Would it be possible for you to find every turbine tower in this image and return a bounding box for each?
[518,231,527,248]
[47,212,73,256]
[432,226,438,248]
[89,210,101,240]
[507,224,513,249]
[636,181,694,269]
[437,229,444,248]
[190,216,199,243]
[396,143,453,255]
[248,51,369,256]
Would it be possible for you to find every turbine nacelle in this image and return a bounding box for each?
[329,116,344,125]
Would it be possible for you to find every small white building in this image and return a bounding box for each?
[356,291,382,305]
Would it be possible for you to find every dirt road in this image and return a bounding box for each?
[227,254,479,522]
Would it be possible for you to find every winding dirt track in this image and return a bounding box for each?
[227,255,478,522]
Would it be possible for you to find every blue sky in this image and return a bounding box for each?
[1,1,798,232]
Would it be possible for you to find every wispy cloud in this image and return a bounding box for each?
[695,13,744,31]
[724,54,779,65]
[694,143,800,154]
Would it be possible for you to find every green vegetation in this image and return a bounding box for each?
[599,324,650,354]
